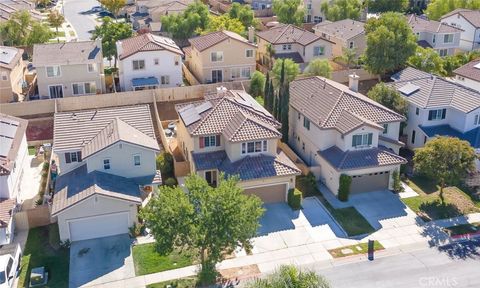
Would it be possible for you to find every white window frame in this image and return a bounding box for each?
[282,44,292,51]
[87,63,96,73]
[103,158,111,170]
[132,60,145,70]
[438,49,448,57]
[133,154,141,166]
[246,49,254,58]
[352,133,373,148]
[313,46,325,56]
[46,65,61,78]
[204,135,216,147]
[161,75,170,85]
[443,34,454,43]
[48,84,63,98]
[72,83,85,95]
[241,140,267,155]
[382,123,388,134]
[474,114,479,126]
[210,51,224,62]
[241,67,251,78]
[154,58,159,65]
[231,67,241,79]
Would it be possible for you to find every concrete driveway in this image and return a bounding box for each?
[69,234,135,287]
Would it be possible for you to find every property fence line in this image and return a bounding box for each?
[14,205,52,231]
[182,64,201,86]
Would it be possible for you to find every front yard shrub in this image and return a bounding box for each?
[392,170,404,193]
[338,174,352,202]
[129,223,145,238]
[164,177,177,187]
[156,152,174,176]
[287,188,302,210]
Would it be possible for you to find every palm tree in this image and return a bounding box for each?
[247,265,331,288]
[47,10,64,43]
[334,47,357,70]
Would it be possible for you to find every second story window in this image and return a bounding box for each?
[246,49,254,58]
[352,133,373,148]
[443,34,453,43]
[313,46,325,56]
[132,60,145,70]
[1,71,7,81]
[428,108,446,121]
[474,114,479,126]
[133,155,141,166]
[349,41,354,49]
[154,58,159,65]
[103,159,111,170]
[46,65,61,77]
[416,107,419,115]
[282,44,292,50]
[199,135,220,148]
[241,140,267,154]
[211,51,223,62]
[303,117,310,130]
[432,35,436,43]
[382,123,388,134]
[87,63,96,72]
[65,151,82,163]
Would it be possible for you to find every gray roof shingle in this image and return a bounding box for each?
[257,24,333,46]
[442,9,480,28]
[419,125,480,148]
[33,40,102,66]
[407,14,462,34]
[188,30,255,52]
[313,19,365,41]
[453,59,480,83]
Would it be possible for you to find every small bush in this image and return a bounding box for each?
[249,71,266,97]
[129,223,145,238]
[156,152,174,176]
[338,174,352,202]
[164,177,177,187]
[392,170,404,193]
[288,188,302,210]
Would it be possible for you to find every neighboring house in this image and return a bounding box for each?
[32,40,106,99]
[289,76,406,195]
[453,59,480,92]
[313,19,366,58]
[175,88,301,203]
[390,67,480,169]
[130,0,191,31]
[251,0,271,10]
[185,30,257,84]
[0,113,28,245]
[304,0,328,24]
[52,105,161,242]
[441,9,480,51]
[407,14,462,56]
[116,33,183,91]
[0,0,42,23]
[0,46,26,103]
[256,24,333,70]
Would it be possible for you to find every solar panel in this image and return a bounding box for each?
[179,105,201,126]
[0,120,19,138]
[0,137,12,158]
[196,102,212,114]
[398,83,420,96]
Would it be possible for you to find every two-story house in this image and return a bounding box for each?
[130,0,191,31]
[0,113,28,245]
[175,88,300,203]
[453,59,480,92]
[51,105,161,242]
[313,19,366,58]
[304,0,328,24]
[289,75,407,195]
[390,67,480,169]
[32,40,106,99]
[184,30,257,84]
[441,9,480,52]
[0,46,25,103]
[256,24,333,71]
[407,14,462,56]
[116,33,183,91]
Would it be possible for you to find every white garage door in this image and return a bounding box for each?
[68,212,129,242]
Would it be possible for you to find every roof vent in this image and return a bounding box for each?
[71,113,77,120]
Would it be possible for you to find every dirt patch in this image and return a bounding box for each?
[219,264,260,280]
[26,118,54,141]
[156,98,203,121]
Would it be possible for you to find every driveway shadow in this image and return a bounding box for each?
[257,203,297,236]
[69,234,134,288]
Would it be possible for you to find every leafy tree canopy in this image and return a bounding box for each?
[91,17,133,65]
[0,10,52,46]
[272,0,305,25]
[272,58,299,88]
[247,265,331,288]
[161,2,210,40]
[229,3,256,29]
[250,71,266,97]
[425,0,480,21]
[202,14,245,36]
[99,0,126,17]
[321,0,362,21]
[408,46,445,75]
[367,82,408,117]
[305,59,332,78]
[366,0,408,13]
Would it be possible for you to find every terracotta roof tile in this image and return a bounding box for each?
[257,24,333,45]
[188,30,255,52]
[118,33,183,60]
[407,14,463,33]
[442,9,480,28]
[453,59,480,82]
[313,19,365,41]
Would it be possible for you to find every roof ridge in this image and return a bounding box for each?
[191,98,227,134]
[322,89,345,127]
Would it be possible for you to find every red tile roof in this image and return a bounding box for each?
[118,33,183,60]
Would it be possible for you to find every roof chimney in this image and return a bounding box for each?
[248,26,255,43]
[217,86,227,97]
[348,72,360,92]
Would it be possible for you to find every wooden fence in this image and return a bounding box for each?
[15,205,53,231]
[277,141,310,175]
[182,64,201,86]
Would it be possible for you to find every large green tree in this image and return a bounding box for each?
[141,174,264,284]
[247,265,331,288]
[47,10,64,43]
[367,83,408,117]
[366,0,408,13]
[99,0,126,19]
[414,137,476,201]
[229,3,256,29]
[0,10,52,46]
[202,15,245,35]
[408,46,445,75]
[272,58,299,88]
[272,0,305,25]
[364,12,417,77]
[425,0,480,21]
[161,2,210,40]
[305,59,332,78]
[91,17,133,67]
[250,71,266,97]
[321,0,362,21]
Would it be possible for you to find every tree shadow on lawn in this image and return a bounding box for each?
[419,200,463,221]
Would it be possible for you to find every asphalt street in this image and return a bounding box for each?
[63,0,100,40]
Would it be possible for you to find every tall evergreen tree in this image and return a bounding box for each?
[267,79,274,113]
[281,82,290,142]
[264,72,271,111]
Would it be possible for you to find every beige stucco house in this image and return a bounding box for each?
[52,105,161,242]
[0,46,25,103]
[256,24,333,71]
[33,40,106,99]
[313,19,366,58]
[175,88,300,203]
[289,76,407,195]
[184,30,257,84]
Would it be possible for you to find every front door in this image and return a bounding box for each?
[212,70,223,83]
[205,170,217,187]
[49,85,63,98]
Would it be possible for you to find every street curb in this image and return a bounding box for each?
[307,196,349,238]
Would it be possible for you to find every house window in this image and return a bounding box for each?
[443,34,454,43]
[1,71,7,81]
[161,75,170,85]
[283,44,292,50]
[352,133,373,148]
[133,155,141,166]
[424,136,427,144]
[241,67,251,78]
[349,41,354,49]
[415,107,419,115]
[72,82,96,95]
[211,51,223,62]
[246,49,254,58]
[411,130,416,144]
[241,140,267,154]
[231,68,240,79]
[132,60,145,70]
[154,58,159,65]
[199,135,220,148]
[174,56,180,66]
[65,151,82,163]
[303,117,310,130]
[474,114,479,126]
[313,46,325,56]
[428,108,446,120]
[72,83,85,95]
[103,159,111,170]
[432,35,436,43]
[87,63,96,72]
[302,142,305,151]
[383,123,388,134]
[313,16,322,23]
[46,66,61,77]
[298,112,301,120]
[438,49,448,57]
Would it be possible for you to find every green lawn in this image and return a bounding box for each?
[18,224,70,288]
[147,277,198,288]
[132,243,196,276]
[443,222,480,236]
[329,241,384,258]
[28,146,36,156]
[296,175,375,236]
[54,31,66,37]
[402,177,480,221]
[69,31,75,37]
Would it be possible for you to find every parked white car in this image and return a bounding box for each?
[0,244,21,288]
